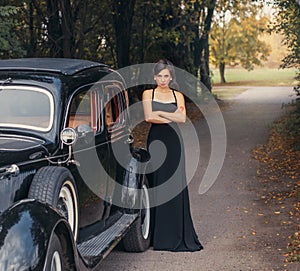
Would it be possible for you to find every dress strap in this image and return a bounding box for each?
[152,88,155,101]
[172,89,177,104]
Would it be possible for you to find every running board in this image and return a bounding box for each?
[77,213,138,267]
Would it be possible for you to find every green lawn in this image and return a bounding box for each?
[211,68,298,87]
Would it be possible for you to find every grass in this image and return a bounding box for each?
[211,67,298,87]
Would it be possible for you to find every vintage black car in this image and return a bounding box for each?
[0,58,151,270]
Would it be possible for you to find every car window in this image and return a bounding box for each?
[69,90,94,131]
[0,86,54,132]
[68,87,104,134]
[68,82,126,133]
[104,84,126,131]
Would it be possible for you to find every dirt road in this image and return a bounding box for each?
[98,86,299,271]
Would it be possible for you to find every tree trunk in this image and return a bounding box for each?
[193,1,202,78]
[113,0,136,68]
[138,2,147,64]
[219,62,226,84]
[27,0,36,57]
[47,0,63,57]
[76,1,87,59]
[200,36,212,91]
[194,0,216,92]
[60,0,74,58]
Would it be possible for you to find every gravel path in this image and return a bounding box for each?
[98,86,299,271]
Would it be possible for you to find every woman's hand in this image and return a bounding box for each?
[142,90,172,123]
[142,89,186,124]
[157,92,186,123]
[157,107,186,123]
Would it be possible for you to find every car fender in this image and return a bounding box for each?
[0,199,77,271]
[121,147,150,210]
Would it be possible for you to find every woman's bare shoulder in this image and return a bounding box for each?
[142,89,153,97]
[174,90,184,99]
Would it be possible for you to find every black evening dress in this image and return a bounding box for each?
[147,89,203,252]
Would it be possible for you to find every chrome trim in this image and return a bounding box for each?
[0,164,20,177]
[0,136,45,151]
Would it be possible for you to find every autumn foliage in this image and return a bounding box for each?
[253,101,300,263]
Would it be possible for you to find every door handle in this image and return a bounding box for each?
[125,136,134,144]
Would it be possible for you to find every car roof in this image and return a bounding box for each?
[0,58,107,76]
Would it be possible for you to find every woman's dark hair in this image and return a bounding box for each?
[153,59,179,90]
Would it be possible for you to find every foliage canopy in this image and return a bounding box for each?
[0,5,24,58]
[272,0,300,70]
[0,0,297,90]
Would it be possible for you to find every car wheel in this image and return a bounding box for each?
[123,176,151,252]
[29,166,79,240]
[45,233,65,271]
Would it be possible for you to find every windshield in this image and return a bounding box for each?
[0,86,54,132]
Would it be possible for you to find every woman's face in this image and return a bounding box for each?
[155,68,172,88]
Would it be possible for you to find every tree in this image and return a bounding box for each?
[0,5,25,58]
[131,0,191,66]
[15,0,113,60]
[189,0,216,91]
[271,0,300,94]
[210,0,271,83]
[1,1,216,91]
[272,0,299,70]
[130,0,217,91]
[112,0,136,68]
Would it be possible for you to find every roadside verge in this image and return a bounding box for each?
[253,102,300,268]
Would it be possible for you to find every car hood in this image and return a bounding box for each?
[0,135,48,167]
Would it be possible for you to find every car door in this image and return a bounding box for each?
[102,82,133,210]
[67,84,110,226]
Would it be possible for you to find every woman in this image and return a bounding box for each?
[142,59,203,252]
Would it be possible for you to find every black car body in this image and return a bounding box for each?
[0,58,151,271]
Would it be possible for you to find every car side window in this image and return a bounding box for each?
[68,89,101,133]
[67,84,104,134]
[104,84,126,131]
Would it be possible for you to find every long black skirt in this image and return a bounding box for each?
[147,122,203,252]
